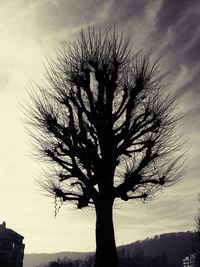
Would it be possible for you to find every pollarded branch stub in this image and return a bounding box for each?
[159,176,166,185]
[88,59,99,70]
[120,192,129,201]
[77,195,90,209]
[144,139,155,148]
[44,114,62,135]
[120,192,148,201]
[53,187,67,200]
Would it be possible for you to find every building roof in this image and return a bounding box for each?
[0,222,24,241]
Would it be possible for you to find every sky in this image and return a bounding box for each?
[0,0,200,254]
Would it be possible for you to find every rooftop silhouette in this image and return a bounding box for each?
[0,221,25,267]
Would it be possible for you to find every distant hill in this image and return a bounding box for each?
[118,231,197,267]
[23,252,90,267]
[23,231,198,267]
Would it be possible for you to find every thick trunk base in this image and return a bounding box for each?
[94,201,118,267]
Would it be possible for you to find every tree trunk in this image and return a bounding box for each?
[94,200,118,267]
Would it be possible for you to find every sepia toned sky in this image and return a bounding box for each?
[0,0,200,254]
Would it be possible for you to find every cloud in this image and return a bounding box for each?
[107,0,149,23]
[162,13,200,69]
[25,0,109,34]
[26,0,152,33]
[144,0,200,136]
[155,0,191,33]
[149,1,200,72]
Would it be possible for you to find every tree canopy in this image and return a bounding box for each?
[27,27,184,210]
[27,26,185,267]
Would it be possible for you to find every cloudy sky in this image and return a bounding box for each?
[0,0,199,254]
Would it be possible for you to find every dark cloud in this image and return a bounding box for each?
[107,0,149,23]
[155,0,191,33]
[145,0,200,110]
[184,36,200,68]
[178,70,200,95]
[159,9,200,69]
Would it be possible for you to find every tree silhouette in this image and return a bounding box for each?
[27,27,184,267]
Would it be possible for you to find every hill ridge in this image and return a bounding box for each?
[24,231,197,267]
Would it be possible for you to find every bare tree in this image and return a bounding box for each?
[27,27,184,267]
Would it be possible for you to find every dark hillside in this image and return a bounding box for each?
[119,231,197,266]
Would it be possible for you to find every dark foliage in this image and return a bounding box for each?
[39,250,177,267]
[36,256,94,267]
